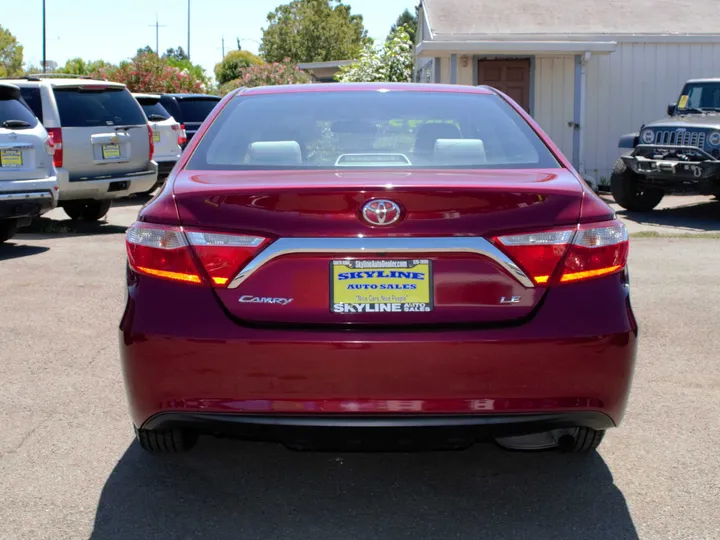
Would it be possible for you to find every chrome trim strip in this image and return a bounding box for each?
[0,191,53,201]
[227,237,534,289]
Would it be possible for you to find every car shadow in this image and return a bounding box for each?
[90,438,638,540]
[0,243,49,260]
[15,217,128,240]
[600,195,720,232]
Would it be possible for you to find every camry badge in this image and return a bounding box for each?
[362,199,402,226]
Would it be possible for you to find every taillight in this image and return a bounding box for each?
[176,123,187,146]
[126,223,268,287]
[147,124,154,159]
[494,220,628,286]
[47,128,63,167]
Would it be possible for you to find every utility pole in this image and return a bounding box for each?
[187,0,191,60]
[221,36,225,58]
[42,0,46,72]
[149,14,167,55]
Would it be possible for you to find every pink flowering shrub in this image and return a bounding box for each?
[91,53,205,93]
[219,58,311,95]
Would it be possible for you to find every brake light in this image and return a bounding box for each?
[494,220,628,286]
[47,128,63,167]
[176,123,187,146]
[126,223,268,287]
[147,124,154,159]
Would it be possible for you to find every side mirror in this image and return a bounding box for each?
[667,103,676,116]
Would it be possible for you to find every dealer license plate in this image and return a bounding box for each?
[102,144,121,159]
[153,131,161,143]
[331,259,433,314]
[0,149,23,167]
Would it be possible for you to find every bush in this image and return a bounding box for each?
[214,50,264,85]
[219,60,311,95]
[335,26,413,83]
[90,53,205,93]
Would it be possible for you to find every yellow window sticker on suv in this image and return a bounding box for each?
[678,95,689,109]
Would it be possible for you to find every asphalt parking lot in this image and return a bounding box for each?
[1,194,719,540]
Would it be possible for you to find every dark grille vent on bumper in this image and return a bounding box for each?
[654,130,706,148]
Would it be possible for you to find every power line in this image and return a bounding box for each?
[148,14,167,55]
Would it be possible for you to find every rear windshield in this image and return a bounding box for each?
[188,91,559,170]
[19,88,43,122]
[139,100,172,121]
[0,96,39,126]
[177,98,220,122]
[54,87,146,127]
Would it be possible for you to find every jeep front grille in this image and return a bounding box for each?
[653,130,706,148]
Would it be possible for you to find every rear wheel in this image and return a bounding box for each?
[495,427,605,454]
[0,219,18,243]
[610,158,664,211]
[62,200,112,221]
[135,427,198,453]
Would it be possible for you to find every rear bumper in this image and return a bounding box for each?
[57,164,158,201]
[0,177,58,219]
[120,271,638,434]
[143,411,614,448]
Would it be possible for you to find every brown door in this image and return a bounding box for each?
[477,59,531,112]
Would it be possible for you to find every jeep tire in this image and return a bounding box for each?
[610,158,664,212]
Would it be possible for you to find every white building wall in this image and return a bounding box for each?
[585,42,720,184]
[533,56,576,163]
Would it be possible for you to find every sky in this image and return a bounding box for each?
[5,0,416,80]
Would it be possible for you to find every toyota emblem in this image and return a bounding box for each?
[361,199,402,226]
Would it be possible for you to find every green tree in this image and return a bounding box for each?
[335,26,413,82]
[58,58,114,76]
[389,6,418,44]
[214,50,264,85]
[163,46,189,61]
[136,45,155,57]
[259,0,367,63]
[0,25,24,77]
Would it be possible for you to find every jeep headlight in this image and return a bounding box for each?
[640,129,655,144]
[708,131,720,146]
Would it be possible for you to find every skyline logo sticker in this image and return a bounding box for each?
[331,259,433,314]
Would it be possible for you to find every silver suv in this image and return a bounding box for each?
[5,75,157,221]
[0,83,58,242]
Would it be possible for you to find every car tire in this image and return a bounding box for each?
[135,427,198,453]
[558,427,606,453]
[610,158,664,211]
[62,200,112,221]
[0,219,18,243]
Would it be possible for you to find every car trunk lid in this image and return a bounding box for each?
[173,169,584,326]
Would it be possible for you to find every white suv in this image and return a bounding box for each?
[0,83,58,242]
[133,93,185,192]
[6,75,157,221]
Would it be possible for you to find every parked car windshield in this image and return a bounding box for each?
[188,91,560,170]
[54,87,146,127]
[177,98,219,122]
[139,100,172,121]
[677,82,720,112]
[0,95,39,126]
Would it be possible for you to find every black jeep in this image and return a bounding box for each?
[611,78,720,211]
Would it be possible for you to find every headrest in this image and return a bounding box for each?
[248,141,302,165]
[414,123,462,152]
[434,139,486,164]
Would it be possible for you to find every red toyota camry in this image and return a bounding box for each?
[120,83,637,455]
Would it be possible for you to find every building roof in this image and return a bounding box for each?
[423,0,720,38]
[297,60,355,70]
